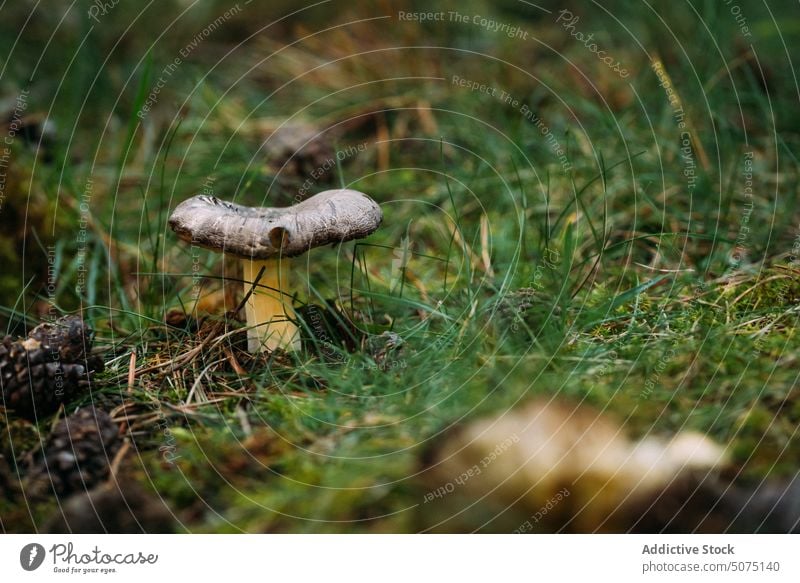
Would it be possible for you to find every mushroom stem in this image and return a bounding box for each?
[242,257,300,353]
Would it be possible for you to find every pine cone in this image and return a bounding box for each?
[26,406,121,499]
[364,331,405,370]
[491,288,560,337]
[0,453,21,503]
[28,315,94,361]
[44,481,175,533]
[267,123,336,183]
[0,316,103,420]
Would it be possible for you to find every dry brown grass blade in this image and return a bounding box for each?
[480,214,495,278]
[730,274,794,307]
[126,350,137,394]
[651,56,711,172]
[223,346,248,377]
[108,320,233,382]
[376,111,390,172]
[107,439,131,483]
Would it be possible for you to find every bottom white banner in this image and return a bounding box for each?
[0,535,796,582]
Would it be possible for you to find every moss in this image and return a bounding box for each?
[0,148,71,327]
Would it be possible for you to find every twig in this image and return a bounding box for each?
[234,265,266,315]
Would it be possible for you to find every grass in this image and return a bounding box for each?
[1,0,799,532]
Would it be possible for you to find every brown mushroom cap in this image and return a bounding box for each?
[168,189,383,259]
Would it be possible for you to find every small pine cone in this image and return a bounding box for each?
[0,316,103,420]
[267,123,336,183]
[26,406,121,499]
[364,331,405,370]
[28,315,94,362]
[492,288,539,322]
[491,288,561,334]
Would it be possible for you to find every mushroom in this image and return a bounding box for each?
[168,189,382,353]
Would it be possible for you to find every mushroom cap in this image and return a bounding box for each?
[168,189,382,259]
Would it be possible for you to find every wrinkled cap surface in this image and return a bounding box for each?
[168,189,383,259]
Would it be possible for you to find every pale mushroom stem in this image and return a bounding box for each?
[241,257,300,353]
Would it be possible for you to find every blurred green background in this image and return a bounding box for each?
[1,0,799,532]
